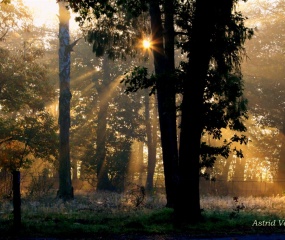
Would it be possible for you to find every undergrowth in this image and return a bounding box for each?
[1,193,285,238]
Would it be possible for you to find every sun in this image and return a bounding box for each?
[142,39,151,49]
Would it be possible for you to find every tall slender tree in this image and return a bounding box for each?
[145,92,158,193]
[57,1,73,201]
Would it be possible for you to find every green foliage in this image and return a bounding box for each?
[0,0,32,41]
[117,0,148,17]
[69,50,145,191]
[67,0,115,20]
[0,47,55,112]
[68,0,151,60]
[0,112,58,171]
[81,88,144,191]
[121,66,155,94]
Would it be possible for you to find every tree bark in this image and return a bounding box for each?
[57,1,73,201]
[149,0,179,208]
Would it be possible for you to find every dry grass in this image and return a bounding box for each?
[200,195,285,216]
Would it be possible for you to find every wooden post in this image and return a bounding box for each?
[12,170,21,228]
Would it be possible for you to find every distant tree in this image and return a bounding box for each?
[0,0,31,41]
[63,2,151,192]
[0,113,58,228]
[0,32,57,228]
[145,92,158,194]
[241,0,285,187]
[84,57,144,192]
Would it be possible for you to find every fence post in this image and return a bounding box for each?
[13,170,21,229]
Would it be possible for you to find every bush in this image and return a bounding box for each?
[27,168,55,199]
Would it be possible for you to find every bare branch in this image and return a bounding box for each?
[0,137,13,145]
[0,28,9,41]
[66,38,82,52]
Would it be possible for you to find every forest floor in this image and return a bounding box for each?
[1,192,285,239]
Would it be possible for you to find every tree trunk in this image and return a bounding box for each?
[57,1,73,201]
[222,154,232,181]
[12,170,21,229]
[277,113,285,190]
[96,56,113,191]
[72,159,78,180]
[138,141,144,185]
[233,157,246,181]
[145,93,158,194]
[149,0,179,208]
[175,0,217,223]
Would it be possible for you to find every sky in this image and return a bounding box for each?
[21,0,79,30]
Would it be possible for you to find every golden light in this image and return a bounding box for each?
[143,39,151,49]
[22,0,79,30]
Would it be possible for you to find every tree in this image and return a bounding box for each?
[145,92,158,194]
[66,0,252,223]
[57,1,74,201]
[148,0,179,208]
[240,0,285,188]
[63,2,150,192]
[68,40,145,191]
[175,0,252,222]
[0,0,31,41]
[0,41,57,228]
[0,113,58,228]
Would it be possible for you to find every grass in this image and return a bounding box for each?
[1,193,285,238]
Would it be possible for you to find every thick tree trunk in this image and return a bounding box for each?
[96,56,113,191]
[175,0,217,223]
[149,0,179,208]
[57,1,73,201]
[12,170,21,229]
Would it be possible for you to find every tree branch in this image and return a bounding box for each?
[0,137,13,145]
[0,28,9,41]
[66,38,82,53]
